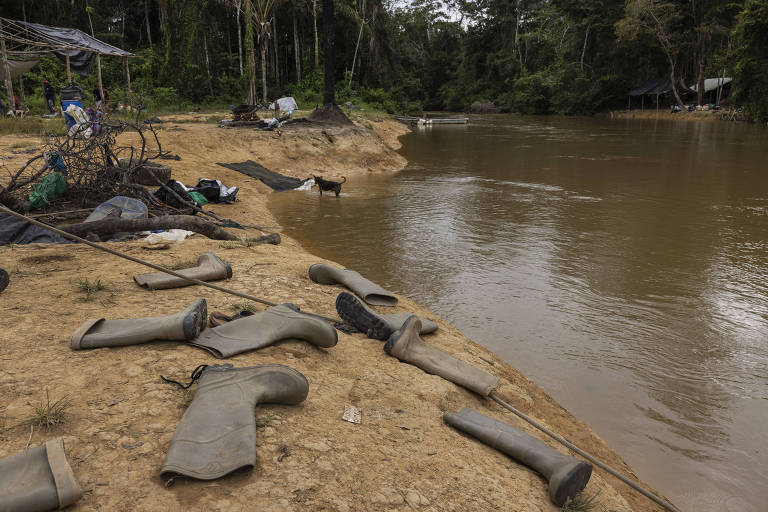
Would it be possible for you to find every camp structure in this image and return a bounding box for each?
[0,17,136,117]
[691,77,732,105]
[627,77,695,111]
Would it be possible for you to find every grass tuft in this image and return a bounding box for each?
[179,389,194,409]
[76,277,109,302]
[561,491,601,512]
[32,389,71,429]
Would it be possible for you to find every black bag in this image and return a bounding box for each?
[153,180,196,209]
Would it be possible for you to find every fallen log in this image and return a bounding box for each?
[58,215,280,244]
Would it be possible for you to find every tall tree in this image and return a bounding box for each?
[322,0,335,105]
[616,0,686,107]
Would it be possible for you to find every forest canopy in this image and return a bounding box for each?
[1,0,768,120]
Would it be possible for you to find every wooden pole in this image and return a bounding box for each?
[65,53,72,84]
[125,57,132,102]
[96,54,104,110]
[0,19,16,117]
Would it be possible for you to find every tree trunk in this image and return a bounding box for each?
[273,17,280,85]
[261,39,268,104]
[204,32,214,96]
[236,0,243,76]
[1,20,17,115]
[60,215,280,243]
[145,0,153,48]
[349,0,365,88]
[293,14,302,83]
[245,0,258,104]
[313,0,319,68]
[322,0,336,106]
[580,22,590,74]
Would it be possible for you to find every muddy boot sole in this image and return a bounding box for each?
[336,292,392,341]
[183,299,209,339]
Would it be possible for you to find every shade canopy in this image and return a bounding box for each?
[629,77,695,96]
[691,78,732,93]
[6,59,38,78]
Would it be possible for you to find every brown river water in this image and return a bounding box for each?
[268,115,768,511]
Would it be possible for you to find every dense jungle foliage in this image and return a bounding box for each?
[1,0,768,120]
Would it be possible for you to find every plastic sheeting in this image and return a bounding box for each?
[268,97,299,112]
[628,77,695,96]
[17,21,135,57]
[0,213,71,245]
[6,60,38,78]
[217,161,310,191]
[85,196,148,223]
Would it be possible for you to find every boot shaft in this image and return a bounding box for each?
[161,364,309,482]
[385,316,498,396]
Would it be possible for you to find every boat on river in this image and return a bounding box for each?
[417,117,469,125]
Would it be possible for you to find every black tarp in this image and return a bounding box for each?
[629,77,695,96]
[0,212,71,245]
[217,161,310,191]
[17,21,134,57]
[54,50,95,77]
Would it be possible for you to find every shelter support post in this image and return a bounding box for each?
[0,19,16,116]
[65,53,72,84]
[656,94,659,112]
[96,54,104,110]
[125,57,131,101]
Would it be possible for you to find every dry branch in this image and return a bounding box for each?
[58,215,279,243]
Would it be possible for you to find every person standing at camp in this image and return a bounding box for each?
[93,85,103,109]
[43,80,56,114]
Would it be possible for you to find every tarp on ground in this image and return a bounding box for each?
[691,78,732,93]
[6,60,39,78]
[268,97,299,112]
[629,77,695,96]
[217,160,310,191]
[0,212,71,245]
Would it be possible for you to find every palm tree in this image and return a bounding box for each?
[251,0,280,104]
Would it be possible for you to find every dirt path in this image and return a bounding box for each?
[0,115,667,511]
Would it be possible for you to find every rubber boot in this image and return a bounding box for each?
[191,303,337,358]
[444,407,592,506]
[134,252,232,290]
[160,364,309,482]
[0,268,8,294]
[70,299,207,350]
[308,263,397,306]
[384,316,498,396]
[0,437,82,512]
[336,292,437,340]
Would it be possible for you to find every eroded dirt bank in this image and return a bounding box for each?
[0,116,665,511]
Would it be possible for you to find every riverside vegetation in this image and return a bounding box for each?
[2,0,768,121]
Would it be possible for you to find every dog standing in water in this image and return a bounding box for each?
[313,175,347,196]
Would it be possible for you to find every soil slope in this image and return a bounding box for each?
[0,115,666,512]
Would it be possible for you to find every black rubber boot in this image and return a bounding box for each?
[336,292,438,340]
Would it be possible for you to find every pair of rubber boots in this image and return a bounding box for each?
[161,364,309,483]
[0,438,82,512]
[71,299,337,357]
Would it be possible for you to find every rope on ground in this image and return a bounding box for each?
[0,205,341,325]
[488,393,680,512]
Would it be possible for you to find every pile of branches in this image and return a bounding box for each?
[0,111,181,213]
[0,111,279,244]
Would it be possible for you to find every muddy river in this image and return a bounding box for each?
[269,115,768,511]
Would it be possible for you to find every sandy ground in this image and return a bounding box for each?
[606,109,730,122]
[1,115,667,511]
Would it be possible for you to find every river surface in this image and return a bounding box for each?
[268,115,768,512]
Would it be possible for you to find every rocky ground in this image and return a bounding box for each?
[0,113,666,511]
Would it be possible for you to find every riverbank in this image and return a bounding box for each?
[0,115,664,511]
[606,109,732,122]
